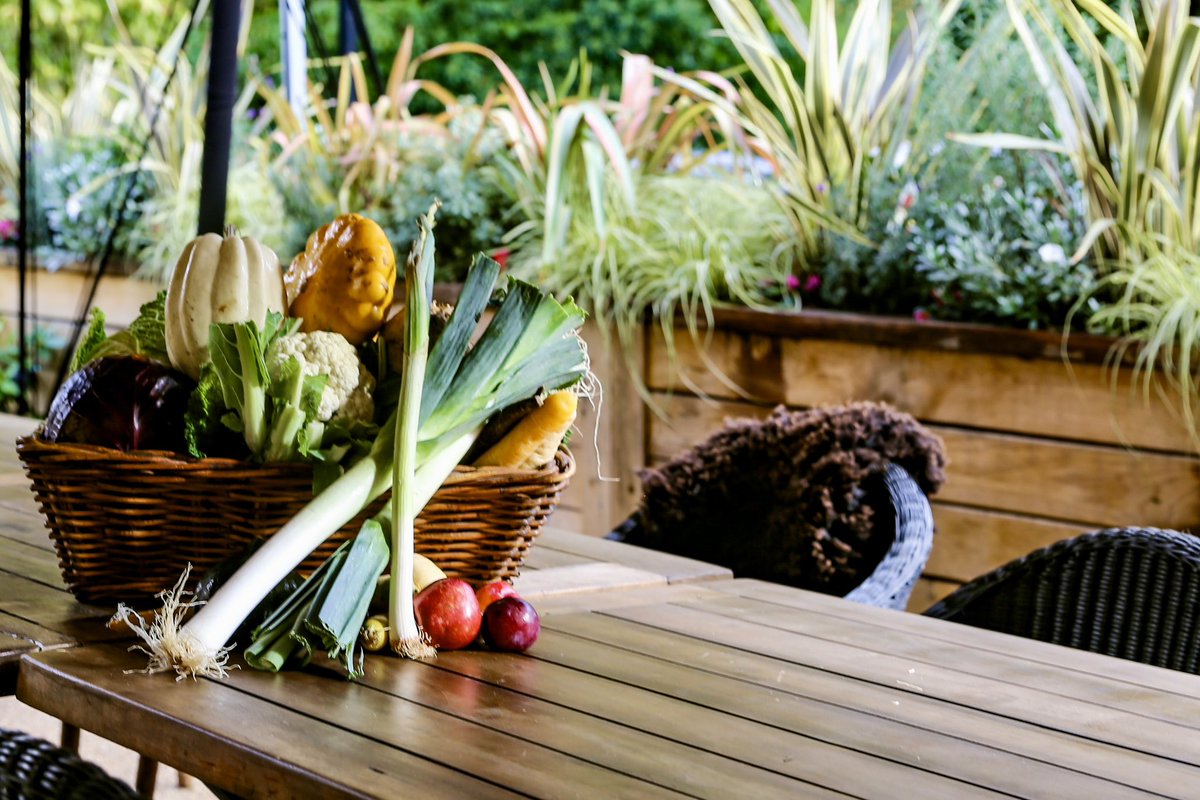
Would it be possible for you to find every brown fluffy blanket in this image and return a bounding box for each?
[628,402,946,595]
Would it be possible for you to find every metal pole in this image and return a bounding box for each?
[280,0,307,117]
[197,0,241,235]
[16,0,32,415]
[339,0,358,57]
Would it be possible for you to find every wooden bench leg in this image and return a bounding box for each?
[136,755,158,798]
[59,723,79,753]
[60,720,158,798]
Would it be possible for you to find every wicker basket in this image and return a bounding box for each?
[16,434,573,605]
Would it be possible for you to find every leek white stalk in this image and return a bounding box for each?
[388,205,436,658]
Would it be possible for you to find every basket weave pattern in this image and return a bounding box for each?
[17,435,573,605]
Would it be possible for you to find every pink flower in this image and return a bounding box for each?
[0,219,16,240]
[803,274,821,293]
[913,308,932,322]
[785,274,802,291]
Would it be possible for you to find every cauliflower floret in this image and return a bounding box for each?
[339,364,376,422]
[266,330,371,422]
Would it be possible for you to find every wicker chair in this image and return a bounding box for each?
[611,463,934,611]
[0,728,140,799]
[923,527,1200,674]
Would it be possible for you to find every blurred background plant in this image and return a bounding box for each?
[0,0,182,94]
[703,0,965,278]
[244,0,750,106]
[810,2,1098,329]
[2,0,1175,349]
[0,321,62,413]
[971,0,1200,436]
[477,47,796,355]
[257,37,515,277]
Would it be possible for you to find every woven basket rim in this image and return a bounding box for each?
[16,432,577,482]
[18,432,575,604]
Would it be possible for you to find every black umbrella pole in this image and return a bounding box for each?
[197,0,241,235]
[16,0,32,415]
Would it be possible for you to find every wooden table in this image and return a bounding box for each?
[0,411,729,695]
[5,413,1200,798]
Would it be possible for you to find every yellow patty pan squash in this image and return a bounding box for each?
[285,214,396,346]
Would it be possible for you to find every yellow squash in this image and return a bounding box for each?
[286,213,396,346]
[165,231,287,380]
[474,390,577,469]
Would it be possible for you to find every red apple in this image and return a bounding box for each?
[475,580,520,613]
[413,578,482,650]
[482,597,541,652]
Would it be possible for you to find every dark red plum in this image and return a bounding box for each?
[482,597,540,652]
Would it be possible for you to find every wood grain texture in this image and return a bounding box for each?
[0,265,157,327]
[646,392,1200,529]
[535,529,732,584]
[18,645,527,800]
[556,322,647,536]
[677,306,1144,365]
[14,579,1200,798]
[543,612,1189,799]
[649,328,1194,452]
[361,651,848,799]
[512,562,667,598]
[924,503,1086,582]
[599,602,1200,781]
[711,579,1200,700]
[907,576,960,612]
[429,638,1004,800]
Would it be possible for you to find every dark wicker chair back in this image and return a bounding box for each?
[611,463,934,611]
[923,527,1200,674]
[0,728,140,799]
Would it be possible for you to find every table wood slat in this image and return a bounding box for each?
[0,512,53,552]
[695,590,1200,730]
[0,534,67,588]
[539,611,1189,799]
[18,645,526,800]
[531,530,734,584]
[356,653,846,799]
[0,574,120,645]
[427,634,1021,799]
[597,601,1200,770]
[709,579,1200,701]
[0,482,39,516]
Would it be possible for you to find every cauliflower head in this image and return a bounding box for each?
[266,330,374,422]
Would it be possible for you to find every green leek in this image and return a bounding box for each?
[390,204,438,658]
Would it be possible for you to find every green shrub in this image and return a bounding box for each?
[0,0,184,94]
[37,135,151,259]
[247,0,746,101]
[271,108,513,280]
[816,153,1095,330]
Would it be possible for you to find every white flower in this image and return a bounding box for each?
[892,140,912,169]
[65,197,82,221]
[1038,243,1067,265]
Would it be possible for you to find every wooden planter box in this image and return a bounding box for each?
[557,308,1200,611]
[0,262,160,410]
